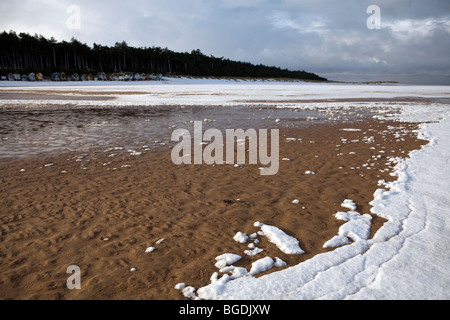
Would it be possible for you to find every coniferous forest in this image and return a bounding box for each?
[0,30,327,81]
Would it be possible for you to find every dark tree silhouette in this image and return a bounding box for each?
[0,30,327,81]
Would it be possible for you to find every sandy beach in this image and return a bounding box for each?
[2,0,450,305]
[0,92,428,299]
[0,79,449,301]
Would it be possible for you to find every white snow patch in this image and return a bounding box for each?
[145,247,155,253]
[244,247,264,256]
[323,235,351,248]
[254,222,304,255]
[335,211,372,242]
[197,109,450,300]
[182,286,197,299]
[215,253,242,266]
[174,283,185,290]
[341,199,357,211]
[249,257,276,276]
[233,232,248,244]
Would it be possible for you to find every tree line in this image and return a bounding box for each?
[0,30,327,81]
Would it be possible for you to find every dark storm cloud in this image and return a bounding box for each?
[0,0,449,84]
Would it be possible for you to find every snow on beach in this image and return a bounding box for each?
[253,222,304,255]
[1,78,449,299]
[194,102,450,300]
[1,76,449,107]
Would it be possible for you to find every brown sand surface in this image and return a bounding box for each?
[0,117,427,300]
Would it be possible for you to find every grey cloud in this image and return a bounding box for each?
[0,0,448,84]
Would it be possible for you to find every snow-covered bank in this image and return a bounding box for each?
[0,78,448,107]
[352,117,450,299]
[195,111,450,300]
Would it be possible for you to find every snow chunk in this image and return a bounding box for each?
[274,257,287,267]
[253,222,304,254]
[323,235,351,248]
[341,199,357,211]
[174,283,185,290]
[210,272,231,285]
[215,253,242,266]
[182,286,197,299]
[334,211,372,242]
[233,232,248,244]
[341,128,362,132]
[244,247,264,256]
[228,267,248,279]
[249,257,275,276]
[145,247,155,253]
[335,211,361,221]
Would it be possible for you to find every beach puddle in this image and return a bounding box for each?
[0,104,373,159]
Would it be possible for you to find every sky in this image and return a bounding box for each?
[1,0,449,84]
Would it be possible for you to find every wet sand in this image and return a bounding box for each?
[0,105,427,299]
[0,103,351,158]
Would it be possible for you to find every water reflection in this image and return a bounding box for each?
[0,104,336,159]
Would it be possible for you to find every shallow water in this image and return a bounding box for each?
[0,104,371,159]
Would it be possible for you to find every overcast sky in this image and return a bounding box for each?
[1,0,449,84]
